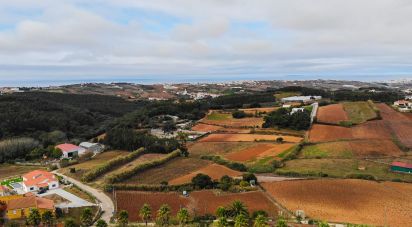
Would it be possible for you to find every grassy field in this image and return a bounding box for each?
[0,164,45,180]
[274,91,301,100]
[342,101,378,124]
[59,150,129,181]
[206,111,232,120]
[277,158,412,182]
[122,157,210,184]
[63,185,95,203]
[189,142,257,158]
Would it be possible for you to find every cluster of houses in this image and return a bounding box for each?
[0,170,57,220]
[393,98,412,112]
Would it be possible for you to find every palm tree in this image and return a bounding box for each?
[318,221,330,227]
[177,208,190,226]
[139,203,152,226]
[276,218,287,227]
[118,210,129,227]
[96,219,108,227]
[157,204,171,226]
[253,214,269,227]
[64,218,76,227]
[216,217,228,227]
[27,209,41,227]
[41,210,54,227]
[215,206,227,218]
[230,200,248,217]
[80,207,93,227]
[234,214,249,227]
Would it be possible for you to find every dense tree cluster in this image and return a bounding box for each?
[209,92,276,109]
[263,108,311,130]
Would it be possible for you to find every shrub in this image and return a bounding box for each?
[192,173,213,189]
[345,173,376,181]
[242,173,257,184]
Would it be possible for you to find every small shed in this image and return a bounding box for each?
[390,161,412,174]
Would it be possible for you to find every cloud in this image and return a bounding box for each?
[0,0,412,82]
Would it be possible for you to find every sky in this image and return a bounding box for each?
[1,0,412,85]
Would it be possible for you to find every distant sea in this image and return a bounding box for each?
[0,74,410,87]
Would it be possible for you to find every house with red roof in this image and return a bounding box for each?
[390,161,412,174]
[22,170,59,193]
[55,143,86,159]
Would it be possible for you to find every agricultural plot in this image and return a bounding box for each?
[122,157,209,185]
[59,150,129,181]
[199,133,302,143]
[316,104,349,124]
[377,103,412,148]
[116,190,279,222]
[188,142,257,158]
[201,111,264,128]
[301,140,402,158]
[239,107,279,114]
[277,158,412,182]
[0,164,45,180]
[262,179,412,227]
[342,101,378,124]
[191,123,224,132]
[168,163,241,185]
[225,143,296,162]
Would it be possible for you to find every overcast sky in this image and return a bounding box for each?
[1,0,412,84]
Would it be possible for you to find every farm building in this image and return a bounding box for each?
[79,142,104,154]
[56,143,86,158]
[390,162,412,174]
[281,96,322,103]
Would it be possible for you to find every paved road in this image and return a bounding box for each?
[53,171,114,223]
[38,188,95,208]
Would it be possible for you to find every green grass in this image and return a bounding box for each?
[1,177,23,187]
[342,101,378,124]
[300,142,353,159]
[277,145,297,158]
[206,112,232,120]
[301,146,329,158]
[277,158,412,182]
[274,91,301,100]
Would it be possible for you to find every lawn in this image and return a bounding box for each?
[342,101,378,124]
[277,158,412,182]
[0,164,45,180]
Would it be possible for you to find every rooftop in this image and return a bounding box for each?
[55,143,81,152]
[22,170,56,187]
[6,196,54,210]
[391,161,412,169]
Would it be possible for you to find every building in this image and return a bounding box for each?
[5,194,54,219]
[22,170,59,193]
[56,143,86,158]
[79,142,104,154]
[394,100,411,107]
[281,96,322,103]
[390,161,412,174]
[0,185,10,196]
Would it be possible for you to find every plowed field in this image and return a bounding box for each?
[202,117,264,128]
[261,179,412,227]
[317,104,349,124]
[116,190,279,221]
[199,133,302,143]
[169,164,241,185]
[191,123,223,132]
[225,143,296,162]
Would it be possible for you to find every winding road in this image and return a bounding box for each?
[53,171,114,223]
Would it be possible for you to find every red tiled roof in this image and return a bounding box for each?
[55,143,80,152]
[0,185,9,191]
[391,161,412,169]
[22,170,56,187]
[6,196,54,210]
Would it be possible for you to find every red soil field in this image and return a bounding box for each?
[317,104,349,124]
[225,143,295,162]
[201,118,264,128]
[116,190,279,221]
[168,164,241,185]
[376,103,412,148]
[262,179,412,227]
[191,123,223,132]
[348,139,402,157]
[239,107,279,114]
[309,124,352,142]
[199,133,302,143]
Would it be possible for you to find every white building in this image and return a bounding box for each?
[281,96,322,103]
[79,142,104,154]
[22,170,59,193]
[55,143,86,159]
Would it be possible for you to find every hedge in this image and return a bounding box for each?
[105,183,193,192]
[200,155,247,172]
[106,149,181,184]
[81,148,145,182]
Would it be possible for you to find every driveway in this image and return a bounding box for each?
[38,188,95,208]
[53,171,114,223]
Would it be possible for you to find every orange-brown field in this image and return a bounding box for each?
[262,179,412,227]
[199,133,302,143]
[225,143,296,162]
[317,104,349,124]
[191,123,224,132]
[168,164,241,185]
[116,190,279,221]
[309,121,392,143]
[201,117,264,128]
[239,107,279,114]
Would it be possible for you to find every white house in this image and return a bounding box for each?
[55,143,86,159]
[22,170,59,193]
[291,108,305,114]
[79,142,104,154]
